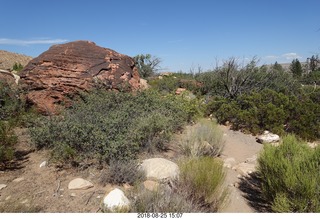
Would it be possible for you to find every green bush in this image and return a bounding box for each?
[0,81,22,121]
[30,90,200,165]
[0,121,17,164]
[208,89,320,140]
[178,157,227,212]
[301,70,320,85]
[257,135,320,212]
[178,119,224,157]
[12,62,23,72]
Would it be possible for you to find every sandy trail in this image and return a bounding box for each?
[218,125,263,213]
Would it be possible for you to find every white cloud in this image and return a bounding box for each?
[281,52,302,60]
[264,55,279,59]
[0,38,68,45]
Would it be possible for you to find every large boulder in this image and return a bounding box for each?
[140,158,180,181]
[19,40,140,114]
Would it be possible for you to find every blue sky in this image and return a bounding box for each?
[0,0,319,72]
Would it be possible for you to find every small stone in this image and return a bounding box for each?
[234,182,240,188]
[70,193,76,197]
[0,184,7,190]
[96,195,101,199]
[68,178,94,190]
[223,157,236,169]
[21,199,28,204]
[13,177,24,183]
[257,131,280,144]
[5,196,11,201]
[40,161,47,168]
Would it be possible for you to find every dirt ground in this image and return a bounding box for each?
[0,124,266,213]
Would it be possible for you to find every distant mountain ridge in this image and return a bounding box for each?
[0,50,33,70]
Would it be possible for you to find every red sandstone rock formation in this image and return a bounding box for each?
[19,41,140,114]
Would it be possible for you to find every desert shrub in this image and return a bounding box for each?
[195,58,299,98]
[0,121,17,164]
[149,73,203,96]
[208,89,320,140]
[99,159,145,186]
[130,184,203,213]
[301,70,320,85]
[257,135,320,212]
[0,81,22,121]
[178,119,224,157]
[12,62,24,72]
[148,76,179,94]
[178,157,227,212]
[30,90,200,165]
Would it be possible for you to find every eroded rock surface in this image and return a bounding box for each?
[19,40,140,114]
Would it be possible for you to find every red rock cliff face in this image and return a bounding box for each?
[19,41,140,114]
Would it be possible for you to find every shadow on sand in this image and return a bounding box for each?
[238,172,272,213]
[0,149,34,171]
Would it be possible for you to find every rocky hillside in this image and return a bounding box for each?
[0,50,32,70]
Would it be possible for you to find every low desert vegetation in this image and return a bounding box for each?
[129,156,226,213]
[178,157,227,212]
[1,53,320,213]
[30,90,201,165]
[99,159,145,186]
[130,184,201,213]
[257,135,320,212]
[206,88,320,140]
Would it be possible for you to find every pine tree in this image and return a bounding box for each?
[290,59,302,78]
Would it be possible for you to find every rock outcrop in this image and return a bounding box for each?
[19,40,140,114]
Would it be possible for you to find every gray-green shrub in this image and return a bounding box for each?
[99,159,145,186]
[257,135,320,212]
[30,90,200,165]
[178,119,224,157]
[130,184,202,212]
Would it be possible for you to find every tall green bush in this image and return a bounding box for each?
[178,157,227,211]
[257,135,320,212]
